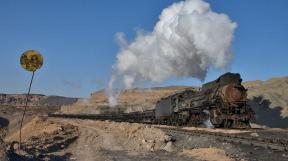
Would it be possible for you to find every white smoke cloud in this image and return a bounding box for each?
[107,0,237,106]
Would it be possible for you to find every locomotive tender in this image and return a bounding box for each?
[49,72,254,128]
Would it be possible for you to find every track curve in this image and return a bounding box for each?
[48,113,288,152]
[158,127,288,152]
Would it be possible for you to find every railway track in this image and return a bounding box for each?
[158,127,288,152]
[48,113,288,152]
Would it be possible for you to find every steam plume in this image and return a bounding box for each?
[107,0,237,106]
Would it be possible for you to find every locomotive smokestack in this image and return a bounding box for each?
[107,0,237,106]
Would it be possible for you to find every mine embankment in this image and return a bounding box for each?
[54,118,237,161]
[4,116,79,160]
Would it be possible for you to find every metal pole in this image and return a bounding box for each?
[19,71,35,150]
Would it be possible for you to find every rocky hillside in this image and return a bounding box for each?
[243,77,288,128]
[0,94,78,107]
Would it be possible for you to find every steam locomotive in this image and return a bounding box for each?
[154,72,254,128]
[49,72,254,128]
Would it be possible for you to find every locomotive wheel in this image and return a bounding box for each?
[213,124,222,128]
[223,120,233,128]
[209,109,225,127]
[171,119,177,126]
[167,119,172,125]
[171,114,178,126]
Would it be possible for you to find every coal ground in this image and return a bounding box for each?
[167,130,288,161]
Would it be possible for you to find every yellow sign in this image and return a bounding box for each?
[20,50,43,72]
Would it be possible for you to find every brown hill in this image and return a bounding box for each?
[0,94,78,107]
[61,86,197,114]
[243,77,288,128]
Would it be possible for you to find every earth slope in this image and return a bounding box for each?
[243,77,288,128]
[0,94,78,107]
[61,86,196,114]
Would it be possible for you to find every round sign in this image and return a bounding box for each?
[20,50,43,72]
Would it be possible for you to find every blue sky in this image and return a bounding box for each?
[0,0,287,98]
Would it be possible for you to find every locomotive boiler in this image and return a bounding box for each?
[154,72,254,128]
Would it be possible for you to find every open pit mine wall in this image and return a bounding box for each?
[0,94,78,107]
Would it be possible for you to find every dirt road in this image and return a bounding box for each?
[53,119,236,161]
[62,119,124,161]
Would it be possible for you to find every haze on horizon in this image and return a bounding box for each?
[0,0,287,98]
